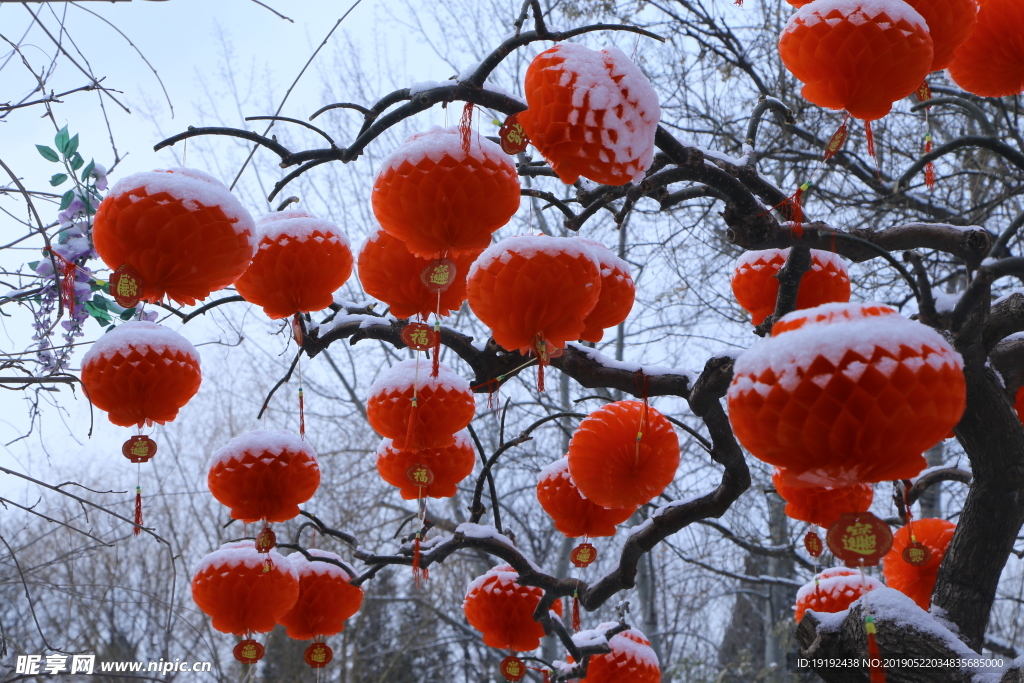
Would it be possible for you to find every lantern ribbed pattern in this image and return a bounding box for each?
[794,567,882,622]
[727,303,966,487]
[80,321,201,427]
[207,430,321,523]
[463,565,563,652]
[93,167,255,306]
[376,431,476,499]
[578,625,661,683]
[537,457,636,538]
[234,210,352,319]
[191,541,299,635]
[277,549,363,640]
[882,518,956,610]
[948,0,1024,98]
[731,248,850,326]
[772,468,873,529]
[578,239,635,343]
[778,0,934,121]
[567,400,680,509]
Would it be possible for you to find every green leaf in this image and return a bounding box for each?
[36,145,59,162]
[49,173,68,187]
[54,126,70,155]
[119,308,136,321]
[64,134,80,158]
[59,189,75,211]
[70,154,84,171]
[28,261,39,270]
[82,160,95,180]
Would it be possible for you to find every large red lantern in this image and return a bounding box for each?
[80,321,201,427]
[948,0,1024,98]
[537,457,636,538]
[191,541,299,635]
[772,468,873,530]
[357,229,482,320]
[463,564,563,652]
[578,239,635,343]
[376,430,476,499]
[794,567,882,622]
[567,400,680,509]
[277,549,363,640]
[517,43,661,186]
[882,518,956,609]
[233,210,353,319]
[731,248,850,326]
[467,235,601,353]
[578,625,661,683]
[366,360,475,451]
[93,167,255,306]
[371,126,521,259]
[728,303,966,487]
[778,0,934,121]
[208,430,321,523]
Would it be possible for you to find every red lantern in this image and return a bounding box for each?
[772,468,873,530]
[277,549,363,640]
[371,126,521,259]
[794,567,882,622]
[882,518,956,609]
[731,248,850,326]
[208,430,321,523]
[578,625,661,683]
[191,541,299,635]
[948,0,1024,97]
[366,360,475,451]
[578,239,635,343]
[567,400,680,509]
[80,321,201,427]
[233,210,353,319]
[517,43,661,186]
[467,235,601,353]
[463,564,563,652]
[93,167,255,306]
[358,229,482,320]
[537,457,637,538]
[376,430,476,499]
[728,303,966,487]
[778,1,934,121]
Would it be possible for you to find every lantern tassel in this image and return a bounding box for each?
[572,591,581,632]
[866,615,886,683]
[133,486,143,537]
[406,395,418,450]
[543,670,551,683]
[412,531,424,587]
[865,120,881,181]
[460,103,475,153]
[790,181,810,239]
[431,320,441,378]
[298,386,305,439]
[47,248,77,314]
[924,134,935,190]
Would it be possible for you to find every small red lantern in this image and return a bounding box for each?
[948,0,1024,97]
[804,531,824,558]
[463,564,563,652]
[728,303,966,487]
[537,457,636,538]
[376,431,476,499]
[371,126,521,259]
[277,549,363,641]
[467,235,602,353]
[93,167,255,305]
[570,543,598,568]
[122,435,157,464]
[576,625,661,683]
[517,43,661,186]
[826,511,893,567]
[794,567,882,623]
[303,643,333,668]
[499,656,527,682]
[772,468,873,530]
[208,430,321,523]
[882,518,956,609]
[191,541,299,635]
[366,360,475,451]
[578,239,635,343]
[731,248,850,326]
[81,321,201,428]
[567,400,680,510]
[233,210,353,320]
[233,639,265,664]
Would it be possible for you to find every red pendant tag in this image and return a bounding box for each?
[110,264,143,309]
[401,323,436,351]
[824,124,849,160]
[499,114,529,155]
[826,512,893,567]
[255,526,276,553]
[570,543,597,568]
[916,80,931,103]
[122,435,157,464]
[421,259,457,292]
[233,639,265,664]
[804,530,823,558]
[902,541,931,566]
[407,463,435,487]
[304,642,333,668]
[500,656,527,682]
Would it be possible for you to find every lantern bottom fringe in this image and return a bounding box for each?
[133,486,142,537]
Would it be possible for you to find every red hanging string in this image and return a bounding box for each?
[133,485,143,537]
[460,103,475,153]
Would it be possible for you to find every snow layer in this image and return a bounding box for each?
[734,247,847,275]
[579,238,632,277]
[254,209,349,248]
[82,321,200,365]
[287,548,352,581]
[468,234,600,281]
[784,0,930,36]
[376,126,512,179]
[367,359,470,397]
[192,540,296,580]
[377,429,472,456]
[591,621,660,668]
[209,429,318,469]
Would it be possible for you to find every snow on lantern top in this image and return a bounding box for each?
[82,320,199,365]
